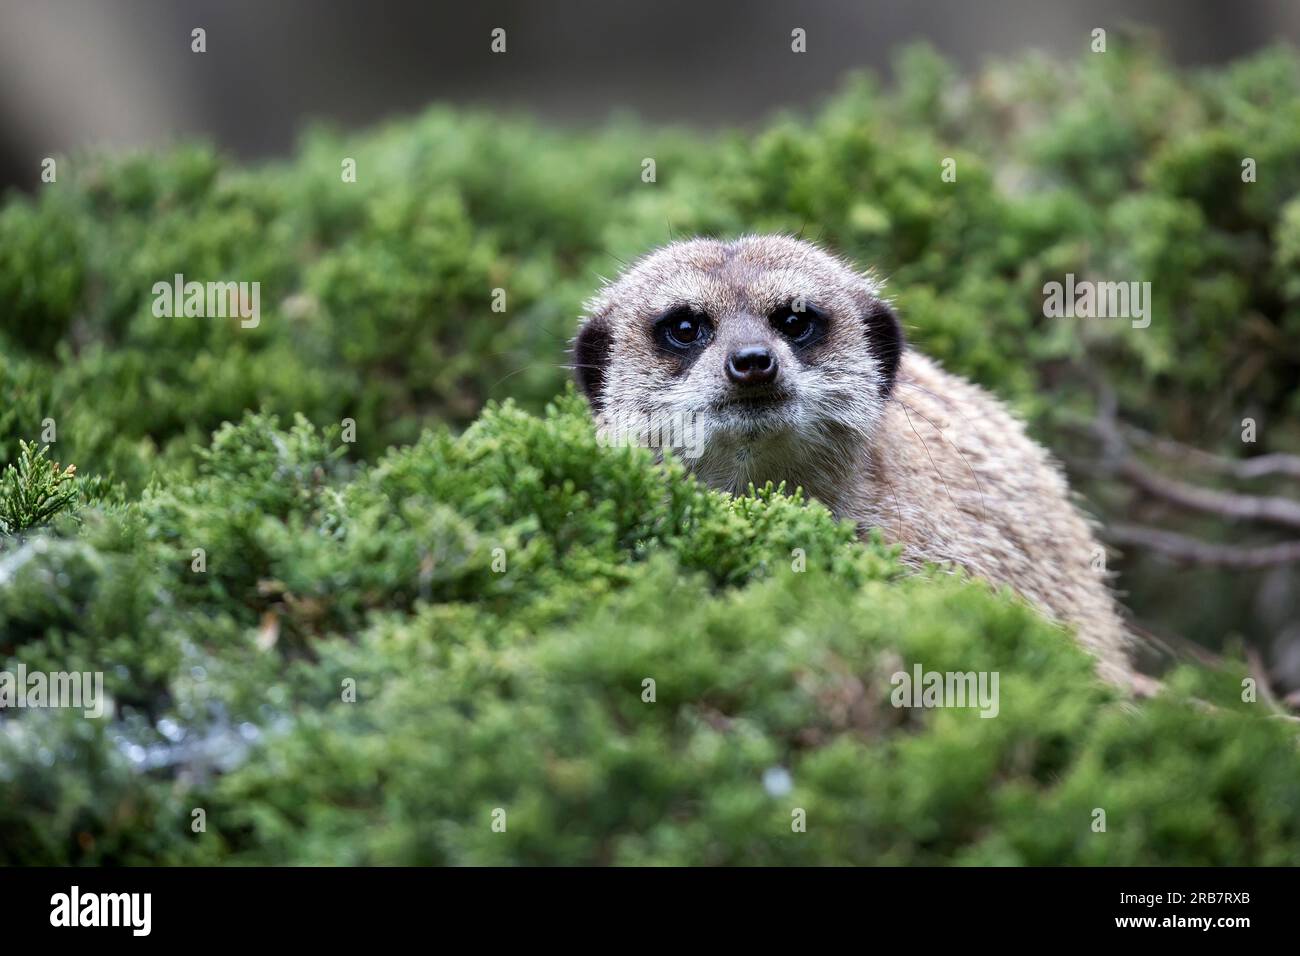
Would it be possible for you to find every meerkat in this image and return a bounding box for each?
[572,234,1133,685]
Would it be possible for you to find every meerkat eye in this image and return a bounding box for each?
[770,302,823,345]
[655,307,713,351]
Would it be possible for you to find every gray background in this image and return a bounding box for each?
[2,0,1299,192]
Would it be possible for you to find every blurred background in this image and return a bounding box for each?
[4,0,1300,192]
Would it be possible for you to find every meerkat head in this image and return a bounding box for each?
[572,235,904,482]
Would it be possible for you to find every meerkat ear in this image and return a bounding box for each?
[572,312,613,409]
[862,296,904,397]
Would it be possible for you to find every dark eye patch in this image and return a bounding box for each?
[653,306,714,354]
[769,300,828,348]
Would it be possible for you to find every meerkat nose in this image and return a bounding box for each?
[725,345,778,385]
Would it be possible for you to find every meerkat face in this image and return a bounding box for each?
[572,235,903,473]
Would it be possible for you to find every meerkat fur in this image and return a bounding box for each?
[572,235,1132,685]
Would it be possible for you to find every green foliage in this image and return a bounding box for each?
[3,41,1300,864]
[2,399,1298,865]
[0,441,79,535]
[4,43,1298,494]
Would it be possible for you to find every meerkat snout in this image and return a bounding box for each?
[573,233,1135,686]
[725,343,778,385]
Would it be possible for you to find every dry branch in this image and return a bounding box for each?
[1106,523,1300,568]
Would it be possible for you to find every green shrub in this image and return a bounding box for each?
[2,398,1298,864]
[0,441,79,536]
[4,43,1297,495]
[3,41,1300,864]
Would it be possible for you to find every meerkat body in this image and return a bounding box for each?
[861,352,1129,681]
[574,235,1131,683]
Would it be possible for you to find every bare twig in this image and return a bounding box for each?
[1063,377,1300,567]
[1106,523,1300,568]
[1113,455,1300,530]
[1086,403,1300,531]
[1120,423,1300,481]
[1126,618,1224,668]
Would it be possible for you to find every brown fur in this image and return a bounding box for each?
[574,235,1132,684]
